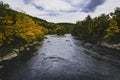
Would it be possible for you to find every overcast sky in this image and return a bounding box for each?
[1,0,120,23]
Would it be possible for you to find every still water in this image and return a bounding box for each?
[1,34,120,80]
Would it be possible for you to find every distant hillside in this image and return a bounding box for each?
[57,23,75,33]
[57,23,75,27]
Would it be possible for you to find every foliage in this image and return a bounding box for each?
[0,1,68,56]
[0,1,46,56]
[57,23,75,33]
[31,17,66,35]
[72,9,120,43]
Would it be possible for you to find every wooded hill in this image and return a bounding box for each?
[0,1,67,56]
[57,23,75,33]
[72,8,120,44]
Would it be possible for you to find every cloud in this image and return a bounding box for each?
[41,12,60,16]
[81,0,106,12]
[1,0,120,23]
[31,0,73,12]
[23,0,31,4]
[32,4,44,11]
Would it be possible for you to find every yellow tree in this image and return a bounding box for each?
[104,19,119,40]
[14,14,44,43]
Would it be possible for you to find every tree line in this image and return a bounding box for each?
[0,1,67,56]
[72,8,120,44]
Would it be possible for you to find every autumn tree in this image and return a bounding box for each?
[104,19,120,43]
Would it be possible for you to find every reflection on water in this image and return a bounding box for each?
[1,34,120,80]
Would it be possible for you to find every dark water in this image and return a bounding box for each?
[1,34,120,80]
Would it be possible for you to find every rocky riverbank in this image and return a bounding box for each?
[100,42,120,51]
[77,42,120,67]
[0,41,42,69]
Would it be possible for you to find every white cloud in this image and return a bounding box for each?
[1,0,120,23]
[90,0,120,18]
[32,0,73,11]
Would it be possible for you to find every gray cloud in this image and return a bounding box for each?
[32,4,44,10]
[40,12,60,16]
[82,0,106,12]
[23,0,31,4]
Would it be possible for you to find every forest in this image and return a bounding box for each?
[0,1,67,56]
[72,8,120,44]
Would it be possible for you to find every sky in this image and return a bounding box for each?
[1,0,120,23]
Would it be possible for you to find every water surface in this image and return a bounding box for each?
[1,34,120,80]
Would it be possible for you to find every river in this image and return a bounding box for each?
[1,34,120,80]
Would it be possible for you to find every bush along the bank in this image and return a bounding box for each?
[0,1,45,57]
[0,1,67,57]
[72,8,120,45]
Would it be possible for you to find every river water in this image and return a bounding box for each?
[1,34,120,80]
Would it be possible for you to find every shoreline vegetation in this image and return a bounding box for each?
[72,8,120,51]
[0,1,68,60]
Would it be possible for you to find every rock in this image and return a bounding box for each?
[80,42,85,46]
[33,41,38,45]
[24,45,28,48]
[29,44,34,47]
[116,47,120,50]
[100,42,120,50]
[0,65,3,69]
[2,53,17,61]
[19,47,24,51]
[84,43,92,49]
[13,49,19,54]
[47,41,50,43]
[37,42,42,46]
[26,47,30,51]
[66,40,70,42]
[12,51,16,54]
[64,35,67,37]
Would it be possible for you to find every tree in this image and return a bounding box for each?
[56,26,65,35]
[112,7,120,28]
[0,1,9,9]
[104,19,120,43]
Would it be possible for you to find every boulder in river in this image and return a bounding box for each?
[47,41,50,43]
[66,40,70,42]
[84,43,92,49]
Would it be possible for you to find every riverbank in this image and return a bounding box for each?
[78,41,120,67]
[74,37,120,51]
[0,41,42,69]
[100,42,120,51]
